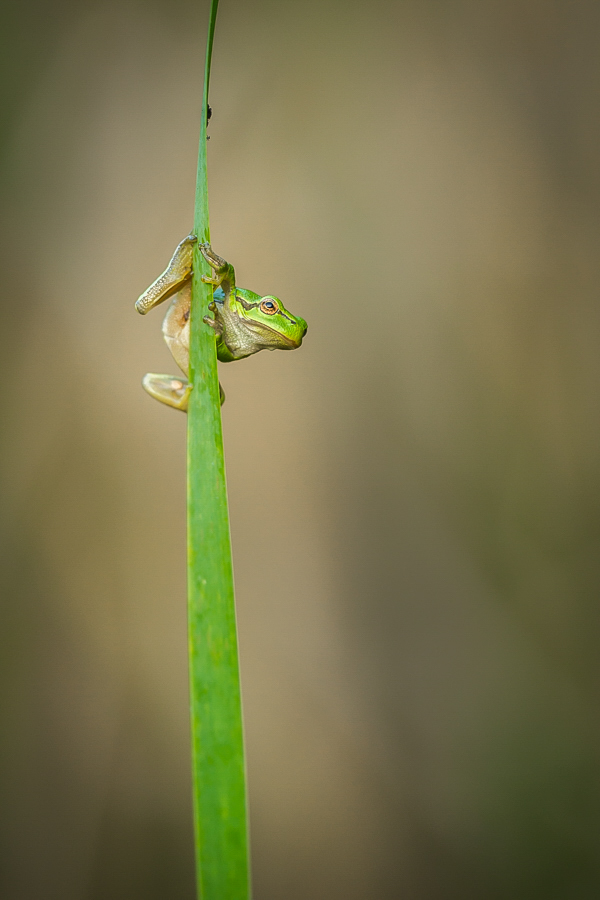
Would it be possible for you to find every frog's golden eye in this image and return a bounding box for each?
[260,298,279,315]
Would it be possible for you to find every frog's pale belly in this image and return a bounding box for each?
[162,282,191,376]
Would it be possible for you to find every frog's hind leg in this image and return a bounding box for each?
[142,374,225,412]
[142,374,192,412]
[135,234,196,315]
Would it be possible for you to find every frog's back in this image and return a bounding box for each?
[234,287,261,304]
[212,285,261,309]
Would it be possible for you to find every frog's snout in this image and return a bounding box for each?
[294,321,308,347]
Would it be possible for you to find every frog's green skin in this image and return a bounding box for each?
[136,235,307,412]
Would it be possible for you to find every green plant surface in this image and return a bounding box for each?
[187,1,251,897]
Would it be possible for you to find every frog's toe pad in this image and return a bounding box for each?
[199,243,227,270]
[142,373,190,412]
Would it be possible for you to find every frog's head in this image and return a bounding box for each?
[236,292,308,351]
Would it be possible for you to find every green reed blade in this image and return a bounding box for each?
[187,1,251,897]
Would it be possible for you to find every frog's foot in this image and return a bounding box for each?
[199,242,228,273]
[136,234,197,315]
[142,373,192,412]
[142,373,225,411]
[199,243,237,296]
[203,311,224,336]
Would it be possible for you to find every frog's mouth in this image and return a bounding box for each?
[249,320,304,349]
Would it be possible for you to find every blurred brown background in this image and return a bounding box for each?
[2,0,600,897]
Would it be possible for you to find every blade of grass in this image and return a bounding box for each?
[187,1,251,897]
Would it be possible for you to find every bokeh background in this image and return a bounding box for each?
[2,1,600,897]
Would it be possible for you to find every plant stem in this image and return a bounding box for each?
[187,1,251,897]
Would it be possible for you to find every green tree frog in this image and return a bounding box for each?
[135,235,307,411]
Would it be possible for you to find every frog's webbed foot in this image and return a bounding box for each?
[142,373,225,411]
[142,374,192,411]
[199,242,236,300]
[136,234,197,315]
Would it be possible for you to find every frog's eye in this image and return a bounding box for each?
[259,298,279,315]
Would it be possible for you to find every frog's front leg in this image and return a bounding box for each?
[199,243,236,303]
[142,373,225,412]
[202,300,226,336]
[135,234,196,315]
